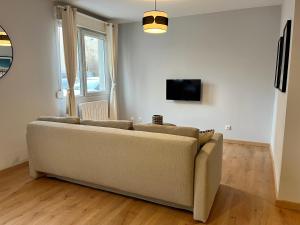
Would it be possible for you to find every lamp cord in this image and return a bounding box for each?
[155,0,157,10]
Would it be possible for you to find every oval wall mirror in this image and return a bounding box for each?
[0,25,13,79]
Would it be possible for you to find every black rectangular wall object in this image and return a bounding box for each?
[166,79,201,101]
[274,36,283,89]
[279,20,292,93]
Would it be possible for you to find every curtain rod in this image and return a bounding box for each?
[55,4,110,24]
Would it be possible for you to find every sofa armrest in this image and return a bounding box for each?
[193,133,223,222]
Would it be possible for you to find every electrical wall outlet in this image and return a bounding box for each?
[225,125,232,130]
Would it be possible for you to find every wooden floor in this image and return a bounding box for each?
[1,143,300,225]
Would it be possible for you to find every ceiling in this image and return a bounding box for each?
[57,0,282,23]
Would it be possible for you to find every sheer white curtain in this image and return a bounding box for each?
[61,6,78,116]
[107,23,118,120]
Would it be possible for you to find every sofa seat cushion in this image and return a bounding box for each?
[38,116,80,124]
[80,120,133,130]
[134,124,199,141]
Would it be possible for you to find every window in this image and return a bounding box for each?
[81,29,106,94]
[57,25,108,97]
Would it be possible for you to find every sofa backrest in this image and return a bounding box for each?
[38,116,80,124]
[134,124,199,141]
[27,121,198,207]
[80,119,133,130]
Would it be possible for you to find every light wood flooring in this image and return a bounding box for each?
[0,143,300,225]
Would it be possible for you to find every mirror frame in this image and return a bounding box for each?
[0,25,13,79]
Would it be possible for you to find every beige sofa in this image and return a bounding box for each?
[27,121,223,222]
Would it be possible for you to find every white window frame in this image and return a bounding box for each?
[56,22,109,99]
[78,27,109,98]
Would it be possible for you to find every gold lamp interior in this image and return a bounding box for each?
[0,32,11,46]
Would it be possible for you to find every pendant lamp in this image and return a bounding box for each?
[143,0,168,34]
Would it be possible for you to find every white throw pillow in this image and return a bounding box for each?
[198,130,215,147]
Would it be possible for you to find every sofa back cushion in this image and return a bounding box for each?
[81,120,133,130]
[134,124,199,141]
[38,116,80,124]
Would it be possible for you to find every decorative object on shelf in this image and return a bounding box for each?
[279,20,292,93]
[274,36,283,89]
[143,0,168,34]
[0,25,13,79]
[152,115,163,125]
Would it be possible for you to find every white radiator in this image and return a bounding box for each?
[79,100,109,121]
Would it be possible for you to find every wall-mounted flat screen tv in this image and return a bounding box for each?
[166,79,201,101]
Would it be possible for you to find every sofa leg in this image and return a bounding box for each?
[29,166,44,179]
[193,211,208,223]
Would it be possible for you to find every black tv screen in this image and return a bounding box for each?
[166,79,201,101]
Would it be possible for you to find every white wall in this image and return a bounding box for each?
[0,0,61,170]
[118,6,281,143]
[271,0,295,198]
[271,0,300,203]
